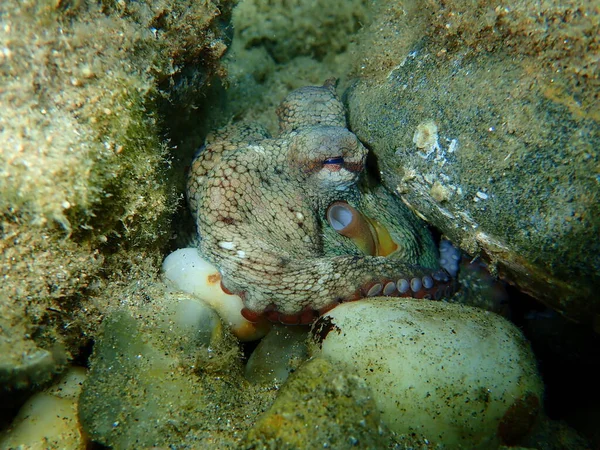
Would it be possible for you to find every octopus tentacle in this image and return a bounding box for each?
[240,272,457,325]
[214,251,455,324]
[240,262,457,325]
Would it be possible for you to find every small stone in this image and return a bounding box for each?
[430,181,451,202]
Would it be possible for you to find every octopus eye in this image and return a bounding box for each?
[323,156,344,165]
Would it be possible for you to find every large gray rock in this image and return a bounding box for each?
[346,46,599,325]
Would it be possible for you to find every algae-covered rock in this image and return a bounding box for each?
[345,0,599,325]
[309,298,544,449]
[0,343,68,395]
[0,0,235,392]
[233,0,370,64]
[80,309,202,448]
[243,357,391,449]
[219,0,373,131]
[78,291,257,448]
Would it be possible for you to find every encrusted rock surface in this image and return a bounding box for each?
[0,0,235,394]
[345,1,599,326]
[78,293,269,448]
[243,357,391,449]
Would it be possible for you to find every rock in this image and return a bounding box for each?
[0,366,87,449]
[232,0,371,64]
[519,414,591,450]
[309,298,544,448]
[0,0,236,394]
[0,343,68,394]
[345,2,599,326]
[243,357,391,449]
[216,0,372,132]
[244,324,309,385]
[79,310,202,448]
[78,292,252,448]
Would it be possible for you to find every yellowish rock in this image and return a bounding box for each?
[244,358,391,449]
[0,367,87,450]
[309,299,544,448]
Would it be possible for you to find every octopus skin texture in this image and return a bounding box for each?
[187,80,456,325]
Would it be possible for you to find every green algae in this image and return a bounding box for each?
[0,0,236,395]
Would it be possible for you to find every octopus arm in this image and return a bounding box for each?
[220,251,451,321]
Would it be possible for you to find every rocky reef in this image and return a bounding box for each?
[1,0,235,397]
[217,0,372,131]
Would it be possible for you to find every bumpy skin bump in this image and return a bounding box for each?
[188,81,453,323]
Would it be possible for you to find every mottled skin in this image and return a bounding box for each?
[188,81,453,324]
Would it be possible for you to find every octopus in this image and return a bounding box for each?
[187,80,457,325]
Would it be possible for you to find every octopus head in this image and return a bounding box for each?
[288,126,367,192]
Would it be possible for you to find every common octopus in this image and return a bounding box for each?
[187,80,457,325]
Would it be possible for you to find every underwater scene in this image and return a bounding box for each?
[1,0,599,448]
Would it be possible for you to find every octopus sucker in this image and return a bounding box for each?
[238,271,458,325]
[383,281,397,296]
[187,81,459,325]
[366,283,383,297]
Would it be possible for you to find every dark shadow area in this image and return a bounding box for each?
[508,286,600,447]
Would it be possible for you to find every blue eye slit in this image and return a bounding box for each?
[323,156,344,165]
